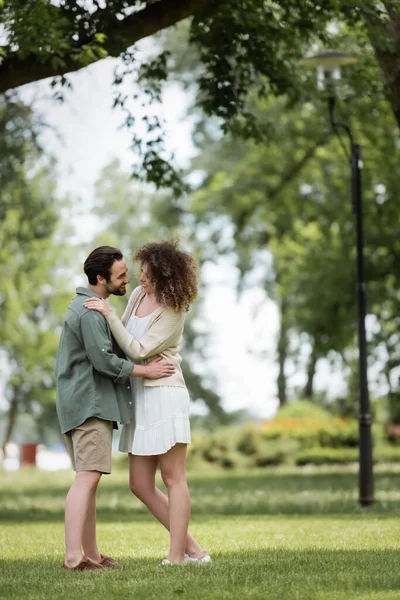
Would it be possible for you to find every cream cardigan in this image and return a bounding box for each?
[105,286,186,387]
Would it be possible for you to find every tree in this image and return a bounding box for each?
[189,78,400,408]
[0,0,213,92]
[0,95,71,451]
[1,1,400,189]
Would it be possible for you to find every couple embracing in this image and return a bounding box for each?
[56,242,210,570]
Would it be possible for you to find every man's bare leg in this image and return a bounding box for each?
[82,490,102,563]
[64,471,102,567]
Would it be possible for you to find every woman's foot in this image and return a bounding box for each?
[184,543,209,559]
[184,553,212,564]
[184,548,209,560]
[160,558,185,566]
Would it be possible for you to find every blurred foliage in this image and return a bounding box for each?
[276,400,332,421]
[1,1,400,191]
[261,417,360,450]
[184,399,396,471]
[185,413,400,470]
[387,388,400,425]
[295,447,360,466]
[296,445,400,466]
[2,1,400,440]
[0,94,73,449]
[185,29,400,411]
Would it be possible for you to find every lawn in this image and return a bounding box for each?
[1,462,400,599]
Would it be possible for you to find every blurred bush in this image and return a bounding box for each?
[260,400,385,451]
[296,445,400,466]
[386,389,400,445]
[275,400,331,420]
[114,399,400,471]
[261,416,359,450]
[296,447,358,466]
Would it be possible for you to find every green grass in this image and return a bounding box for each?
[1,463,400,599]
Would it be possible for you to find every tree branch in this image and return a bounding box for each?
[0,0,216,94]
[268,131,330,201]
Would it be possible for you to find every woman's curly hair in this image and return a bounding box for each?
[133,241,198,312]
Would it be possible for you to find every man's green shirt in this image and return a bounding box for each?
[56,287,134,434]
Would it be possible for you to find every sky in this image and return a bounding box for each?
[19,55,349,420]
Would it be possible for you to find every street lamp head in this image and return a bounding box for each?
[300,49,358,91]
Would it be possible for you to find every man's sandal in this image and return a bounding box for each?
[62,557,104,571]
[99,554,119,567]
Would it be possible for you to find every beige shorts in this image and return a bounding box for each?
[64,417,113,474]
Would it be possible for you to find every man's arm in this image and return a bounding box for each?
[80,311,133,383]
[132,357,175,379]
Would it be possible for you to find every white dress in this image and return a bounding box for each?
[118,310,191,456]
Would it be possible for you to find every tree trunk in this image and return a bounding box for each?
[0,0,215,94]
[277,298,289,407]
[363,2,400,128]
[303,344,318,400]
[1,393,18,456]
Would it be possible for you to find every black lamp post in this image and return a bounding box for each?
[300,50,374,507]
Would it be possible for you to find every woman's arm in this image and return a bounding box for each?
[83,297,184,360]
[106,310,184,360]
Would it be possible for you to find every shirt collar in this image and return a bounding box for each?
[76,286,104,299]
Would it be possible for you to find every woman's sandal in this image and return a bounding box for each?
[184,553,212,564]
[160,559,186,567]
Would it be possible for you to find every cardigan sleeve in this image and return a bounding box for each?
[106,309,185,360]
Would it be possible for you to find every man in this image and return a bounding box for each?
[56,246,175,571]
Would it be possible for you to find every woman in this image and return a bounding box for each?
[84,241,210,566]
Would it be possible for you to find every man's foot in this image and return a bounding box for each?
[99,554,120,567]
[62,557,104,571]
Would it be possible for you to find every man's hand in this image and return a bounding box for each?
[132,357,175,379]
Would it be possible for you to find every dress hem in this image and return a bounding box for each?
[119,440,191,456]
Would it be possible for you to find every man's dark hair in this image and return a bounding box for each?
[84,246,123,285]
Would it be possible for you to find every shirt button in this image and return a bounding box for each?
[127,385,130,390]
[101,348,105,352]
[129,401,132,405]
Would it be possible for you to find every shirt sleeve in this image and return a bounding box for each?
[106,310,184,360]
[80,310,134,383]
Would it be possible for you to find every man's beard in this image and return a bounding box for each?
[105,282,127,296]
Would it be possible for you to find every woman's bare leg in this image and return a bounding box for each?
[129,452,205,557]
[158,444,190,563]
